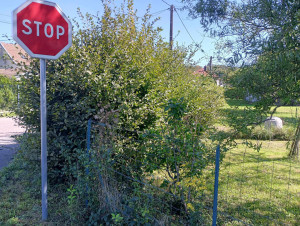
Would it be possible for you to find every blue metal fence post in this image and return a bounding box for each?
[85,119,92,206]
[212,145,220,226]
[87,119,92,154]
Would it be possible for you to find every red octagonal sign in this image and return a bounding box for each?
[13,0,72,60]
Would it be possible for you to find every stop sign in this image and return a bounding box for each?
[13,0,72,60]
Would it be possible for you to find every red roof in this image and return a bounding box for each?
[0,42,31,77]
[0,42,30,66]
[193,66,219,78]
[194,67,209,76]
[0,68,17,78]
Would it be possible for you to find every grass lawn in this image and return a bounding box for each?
[204,98,299,224]
[0,159,42,225]
[0,136,81,225]
[224,99,300,126]
[214,99,299,224]
[0,100,299,225]
[221,99,300,141]
[204,140,300,225]
[1,142,298,225]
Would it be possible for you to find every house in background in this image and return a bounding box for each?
[193,66,224,86]
[0,42,30,78]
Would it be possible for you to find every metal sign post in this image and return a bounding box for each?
[13,0,72,221]
[40,59,47,221]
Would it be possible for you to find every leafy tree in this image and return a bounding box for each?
[182,0,299,63]
[183,0,300,157]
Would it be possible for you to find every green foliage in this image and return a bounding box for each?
[186,0,300,156]
[224,86,246,100]
[208,141,300,225]
[0,134,41,225]
[225,47,300,154]
[168,74,224,126]
[67,185,77,206]
[15,0,225,223]
[140,97,218,217]
[235,126,295,141]
[184,0,300,61]
[1,134,298,225]
[0,75,18,110]
[17,0,224,181]
[111,213,123,225]
[184,0,300,106]
[143,97,215,179]
[230,50,300,107]
[182,0,229,29]
[0,111,16,117]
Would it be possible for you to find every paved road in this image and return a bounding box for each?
[0,117,26,170]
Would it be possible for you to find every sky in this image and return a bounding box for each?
[0,0,219,66]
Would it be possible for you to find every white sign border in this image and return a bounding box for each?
[12,0,72,60]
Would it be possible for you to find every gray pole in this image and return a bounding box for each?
[40,59,47,221]
[169,5,174,50]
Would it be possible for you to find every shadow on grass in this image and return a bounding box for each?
[217,198,299,225]
[196,192,299,225]
[225,152,296,164]
[222,107,298,124]
[225,99,254,107]
[223,100,299,127]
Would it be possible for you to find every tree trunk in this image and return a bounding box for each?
[289,119,300,159]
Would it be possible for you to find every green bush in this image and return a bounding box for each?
[17,0,224,181]
[0,75,18,110]
[16,0,224,223]
[224,86,246,100]
[234,126,294,141]
[140,97,216,211]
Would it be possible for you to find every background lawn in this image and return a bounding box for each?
[203,140,300,225]
[224,99,300,127]
[0,99,299,225]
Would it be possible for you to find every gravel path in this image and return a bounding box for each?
[0,117,26,170]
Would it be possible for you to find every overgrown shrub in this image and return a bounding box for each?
[0,75,18,110]
[16,0,224,223]
[142,97,215,195]
[224,86,246,100]
[235,126,295,141]
[17,0,223,181]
